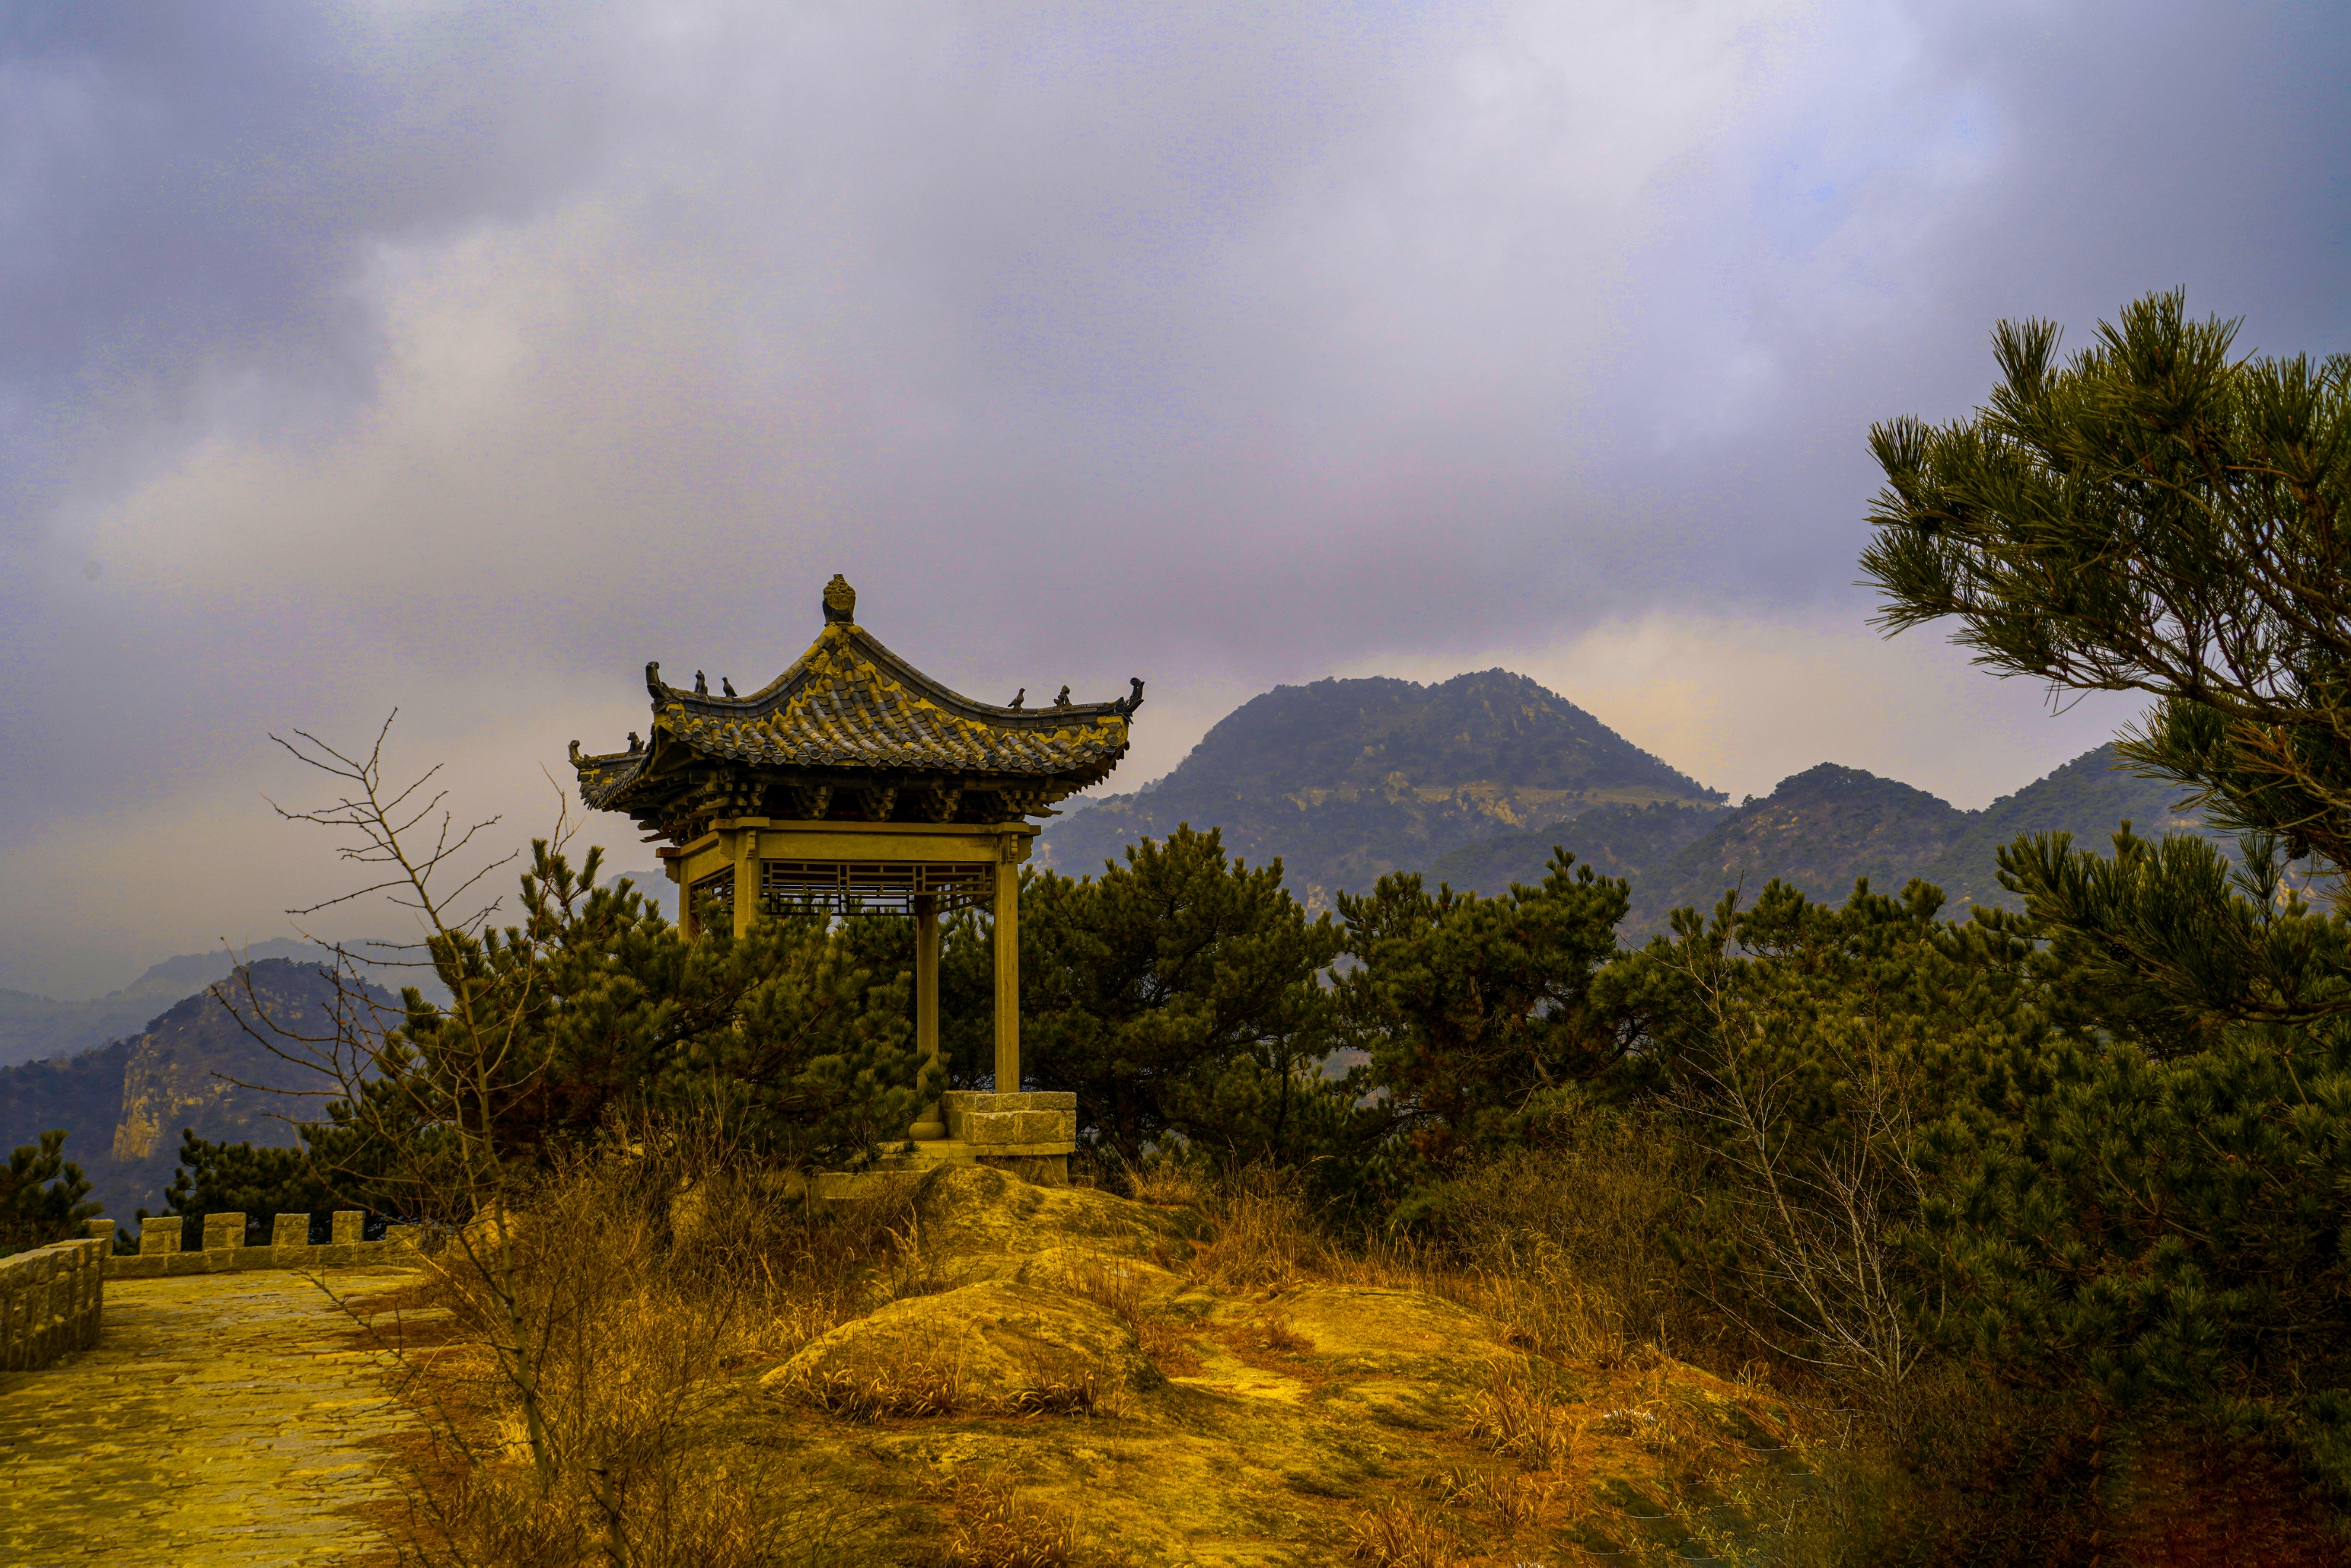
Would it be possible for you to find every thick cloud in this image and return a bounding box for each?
[3,1,2345,994]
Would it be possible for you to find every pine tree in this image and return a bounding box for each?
[1020,825,1359,1168]
[1864,290,2351,1490]
[1337,847,1647,1201]
[0,1130,101,1251]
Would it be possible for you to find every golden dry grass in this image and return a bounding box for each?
[377,1143,918,1567]
[1464,1358,1578,1471]
[1058,1246,1204,1377]
[1345,1499,1461,1567]
[938,1470,1080,1568]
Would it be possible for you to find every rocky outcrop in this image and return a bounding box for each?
[771,1279,1163,1416]
[743,1166,1804,1562]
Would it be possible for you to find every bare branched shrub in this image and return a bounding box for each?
[1665,934,1937,1429]
[388,1131,916,1564]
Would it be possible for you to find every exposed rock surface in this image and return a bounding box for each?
[734,1166,1800,1564]
[773,1279,1164,1413]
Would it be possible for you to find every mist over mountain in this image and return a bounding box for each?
[1040,670,1724,905]
[0,938,320,1069]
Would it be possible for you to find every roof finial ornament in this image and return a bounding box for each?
[1055,685,1071,708]
[1117,677,1146,715]
[722,677,738,698]
[823,574,857,625]
[628,732,642,752]
[1009,687,1025,709]
[695,671,709,695]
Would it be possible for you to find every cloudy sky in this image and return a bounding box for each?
[4,1,2344,997]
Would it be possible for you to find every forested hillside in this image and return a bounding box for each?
[1914,740,2214,912]
[1621,762,1969,926]
[1039,669,1723,902]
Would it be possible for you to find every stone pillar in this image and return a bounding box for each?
[910,894,945,1139]
[993,846,1019,1093]
[330,1211,366,1246]
[271,1213,311,1249]
[733,827,759,939]
[139,1217,182,1256]
[202,1213,245,1251]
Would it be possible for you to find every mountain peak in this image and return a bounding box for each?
[1040,670,1722,899]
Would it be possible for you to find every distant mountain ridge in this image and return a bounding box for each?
[0,958,390,1222]
[1616,743,2226,931]
[1433,742,2231,936]
[0,939,321,1069]
[1623,764,1972,928]
[1040,670,1724,904]
[1039,666,2238,940]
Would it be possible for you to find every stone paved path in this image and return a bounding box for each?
[0,1267,426,1565]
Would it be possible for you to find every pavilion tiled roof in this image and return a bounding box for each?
[571,576,1142,831]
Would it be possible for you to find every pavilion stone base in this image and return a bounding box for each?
[880,1090,1078,1188]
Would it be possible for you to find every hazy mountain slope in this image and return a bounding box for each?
[0,1037,133,1173]
[0,958,391,1221]
[1617,743,2237,936]
[1917,743,2221,915]
[1422,801,1724,894]
[0,938,321,1069]
[1626,765,1973,931]
[1040,671,1722,904]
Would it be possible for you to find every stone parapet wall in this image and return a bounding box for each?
[0,1237,105,1371]
[88,1214,425,1281]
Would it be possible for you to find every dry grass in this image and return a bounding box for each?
[1062,1249,1203,1377]
[1184,1165,1322,1293]
[1120,1155,1210,1209]
[1345,1500,1460,1567]
[796,1347,966,1421]
[1464,1359,1578,1471]
[940,1471,1079,1568]
[378,1139,922,1566]
[1419,1139,1727,1362]
[1152,1152,1682,1377]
